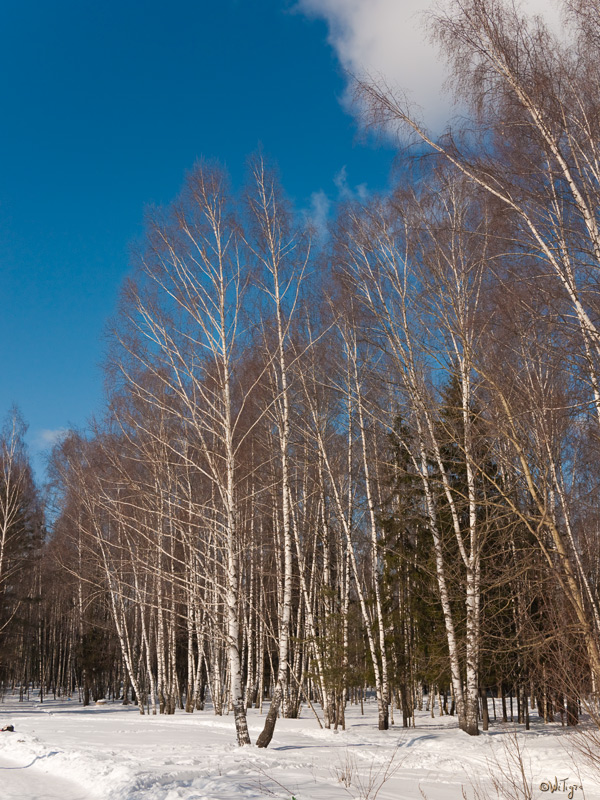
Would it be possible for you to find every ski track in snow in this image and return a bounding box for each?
[0,696,596,800]
[0,754,91,800]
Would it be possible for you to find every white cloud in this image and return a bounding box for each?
[34,428,69,449]
[297,0,564,133]
[334,166,368,202]
[303,189,332,241]
[302,167,371,240]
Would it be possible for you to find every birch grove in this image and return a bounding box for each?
[3,0,600,745]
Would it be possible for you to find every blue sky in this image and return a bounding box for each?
[0,0,399,478]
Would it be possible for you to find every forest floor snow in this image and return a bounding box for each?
[0,694,597,800]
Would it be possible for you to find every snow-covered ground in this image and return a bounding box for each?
[0,693,597,800]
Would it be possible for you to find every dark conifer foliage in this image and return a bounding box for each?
[0,408,45,688]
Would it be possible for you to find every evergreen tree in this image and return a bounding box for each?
[0,408,44,680]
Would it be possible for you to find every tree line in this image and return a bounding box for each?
[2,0,600,746]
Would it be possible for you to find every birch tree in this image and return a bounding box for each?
[334,172,495,734]
[246,157,310,747]
[111,164,254,745]
[356,0,600,699]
